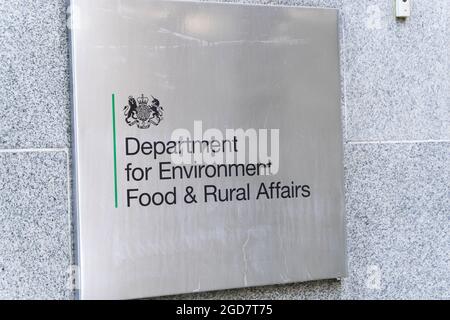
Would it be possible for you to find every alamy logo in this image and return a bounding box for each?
[123,94,164,129]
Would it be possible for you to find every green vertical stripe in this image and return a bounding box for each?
[112,94,118,208]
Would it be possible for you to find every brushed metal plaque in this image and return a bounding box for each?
[70,0,346,299]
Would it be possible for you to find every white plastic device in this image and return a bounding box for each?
[396,0,411,18]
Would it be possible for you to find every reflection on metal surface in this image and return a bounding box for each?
[71,0,346,299]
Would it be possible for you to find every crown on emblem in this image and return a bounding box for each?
[137,94,149,105]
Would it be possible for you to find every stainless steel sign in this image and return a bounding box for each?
[70,0,346,299]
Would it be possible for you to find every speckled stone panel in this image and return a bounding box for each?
[0,0,70,149]
[0,151,72,299]
[343,142,449,299]
[342,0,450,141]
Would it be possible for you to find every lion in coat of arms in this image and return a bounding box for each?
[123,94,164,129]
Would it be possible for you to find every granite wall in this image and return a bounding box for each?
[0,0,448,299]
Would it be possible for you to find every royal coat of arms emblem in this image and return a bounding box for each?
[123,94,164,129]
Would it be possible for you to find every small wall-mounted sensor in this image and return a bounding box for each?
[396,0,411,18]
